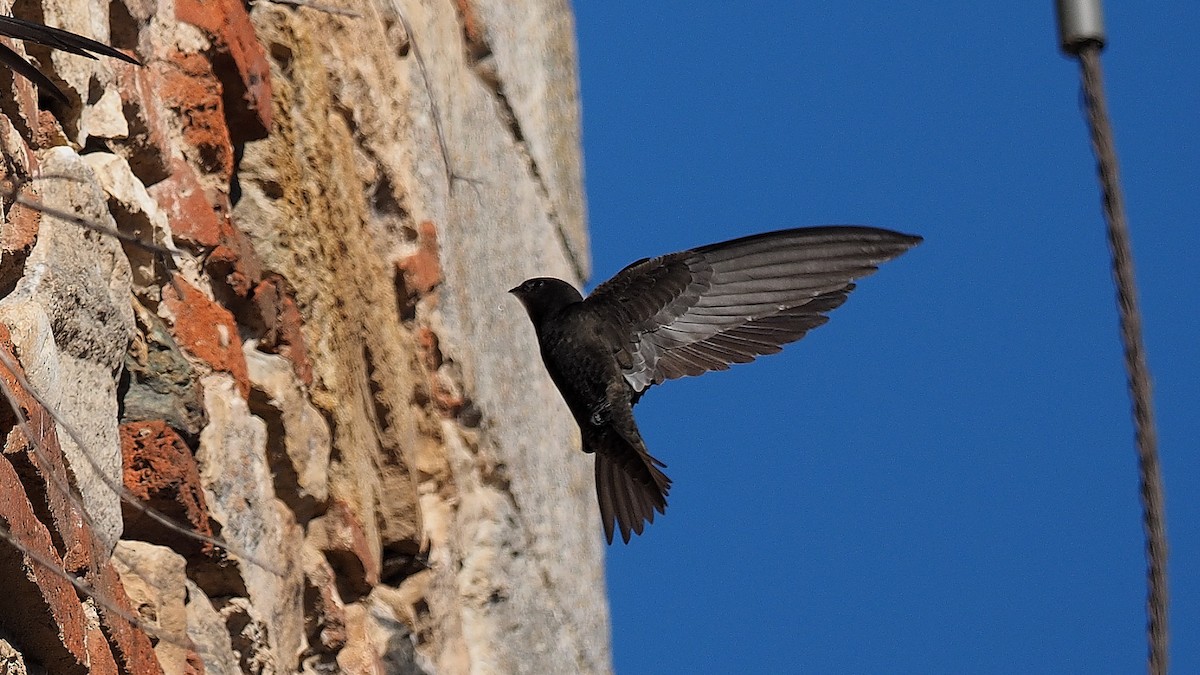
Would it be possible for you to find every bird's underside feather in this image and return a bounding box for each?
[586,226,922,393]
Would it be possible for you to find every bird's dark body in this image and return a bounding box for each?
[535,308,621,429]
[529,300,673,542]
[511,226,921,543]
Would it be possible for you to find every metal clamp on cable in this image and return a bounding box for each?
[1055,0,1106,54]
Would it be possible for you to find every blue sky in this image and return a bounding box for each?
[572,2,1198,673]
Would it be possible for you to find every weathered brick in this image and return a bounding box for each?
[83,616,120,675]
[0,198,41,293]
[204,205,263,299]
[33,108,68,149]
[0,326,90,571]
[110,63,173,185]
[0,453,91,674]
[397,220,443,297]
[156,51,234,181]
[162,279,250,399]
[175,0,273,139]
[119,421,215,557]
[147,159,223,250]
[0,328,162,675]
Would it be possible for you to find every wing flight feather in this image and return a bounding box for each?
[584,226,921,392]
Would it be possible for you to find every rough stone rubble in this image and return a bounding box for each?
[0,0,608,672]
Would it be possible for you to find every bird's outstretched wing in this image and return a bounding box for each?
[0,42,65,100]
[0,16,137,62]
[0,15,139,103]
[585,226,922,393]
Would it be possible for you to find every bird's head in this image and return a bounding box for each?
[508,277,584,324]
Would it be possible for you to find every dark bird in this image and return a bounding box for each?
[0,15,140,103]
[511,226,921,544]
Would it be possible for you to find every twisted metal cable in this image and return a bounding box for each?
[1076,42,1169,675]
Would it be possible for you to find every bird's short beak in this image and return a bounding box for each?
[507,286,519,295]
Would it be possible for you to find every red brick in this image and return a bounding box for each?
[0,328,163,675]
[184,650,206,674]
[0,197,41,292]
[119,421,215,557]
[0,326,91,570]
[175,0,273,138]
[84,618,120,675]
[430,371,465,418]
[204,207,263,299]
[95,563,166,675]
[3,197,41,253]
[0,453,91,673]
[111,62,173,185]
[148,160,265,299]
[156,51,234,181]
[162,279,250,398]
[0,114,37,171]
[33,108,69,149]
[454,0,487,55]
[413,326,463,417]
[396,221,443,296]
[0,39,41,127]
[148,159,223,250]
[415,326,441,372]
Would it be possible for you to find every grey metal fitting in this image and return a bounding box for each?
[1056,0,1107,53]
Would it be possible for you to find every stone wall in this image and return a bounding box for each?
[0,0,608,673]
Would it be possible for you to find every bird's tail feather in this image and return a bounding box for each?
[593,432,672,544]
